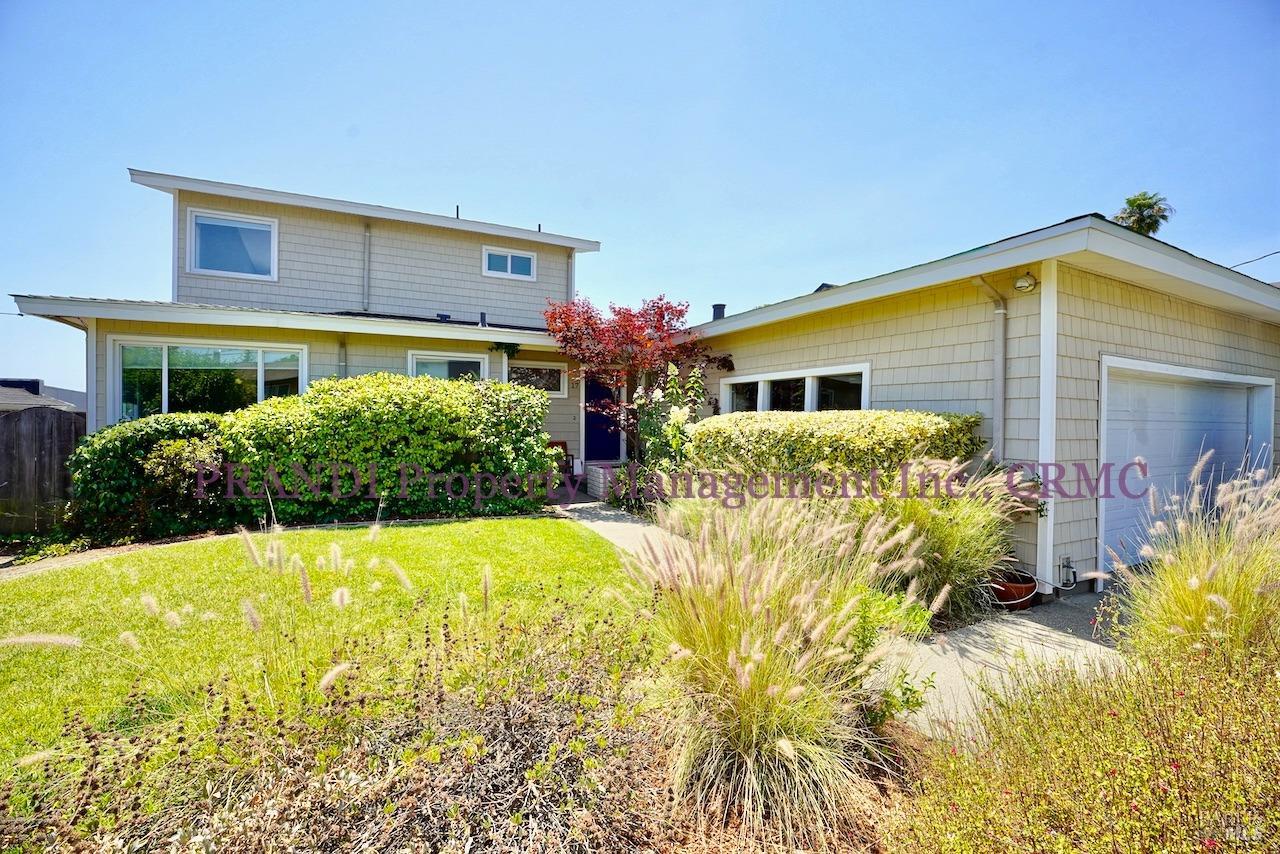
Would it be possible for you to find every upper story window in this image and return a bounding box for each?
[187,209,278,280]
[482,246,536,281]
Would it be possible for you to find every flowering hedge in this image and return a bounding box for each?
[686,410,984,474]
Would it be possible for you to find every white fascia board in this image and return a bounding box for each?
[128,169,601,253]
[13,296,560,350]
[695,224,1092,337]
[1082,222,1280,313]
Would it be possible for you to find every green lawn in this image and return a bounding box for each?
[0,518,625,765]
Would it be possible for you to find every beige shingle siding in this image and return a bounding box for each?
[700,265,1043,572]
[1053,264,1280,575]
[174,191,570,328]
[92,319,578,457]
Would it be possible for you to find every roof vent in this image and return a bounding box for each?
[712,303,726,321]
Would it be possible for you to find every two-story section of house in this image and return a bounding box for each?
[15,170,625,471]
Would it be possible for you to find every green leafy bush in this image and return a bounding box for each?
[67,413,236,541]
[888,653,1280,852]
[686,410,983,476]
[219,373,557,525]
[67,374,559,541]
[638,497,931,848]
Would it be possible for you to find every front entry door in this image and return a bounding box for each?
[584,380,619,461]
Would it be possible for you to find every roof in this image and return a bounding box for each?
[695,214,1280,336]
[128,169,601,253]
[0,385,78,412]
[11,295,560,350]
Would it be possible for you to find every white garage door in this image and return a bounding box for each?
[1103,371,1250,565]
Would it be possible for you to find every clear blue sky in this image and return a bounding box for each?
[2,0,1277,391]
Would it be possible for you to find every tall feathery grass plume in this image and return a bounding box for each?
[1105,451,1280,661]
[634,495,933,848]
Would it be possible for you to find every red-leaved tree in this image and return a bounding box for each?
[544,295,731,452]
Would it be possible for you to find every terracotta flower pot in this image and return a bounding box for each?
[991,570,1038,611]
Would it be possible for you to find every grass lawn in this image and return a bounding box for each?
[0,517,625,766]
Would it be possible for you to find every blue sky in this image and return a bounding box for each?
[2,0,1277,391]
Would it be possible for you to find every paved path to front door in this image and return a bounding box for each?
[555,501,1122,733]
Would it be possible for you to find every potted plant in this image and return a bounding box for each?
[991,569,1038,611]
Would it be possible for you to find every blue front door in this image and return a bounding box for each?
[584,380,619,461]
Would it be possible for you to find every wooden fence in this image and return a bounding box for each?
[0,407,85,534]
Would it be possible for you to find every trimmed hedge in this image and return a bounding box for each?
[67,373,558,542]
[686,410,984,475]
[219,373,556,524]
[67,412,239,541]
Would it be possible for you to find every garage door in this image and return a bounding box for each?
[1103,371,1250,565]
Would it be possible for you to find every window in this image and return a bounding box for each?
[408,351,488,380]
[720,363,869,414]
[508,361,568,398]
[769,378,806,412]
[729,382,758,413]
[482,246,537,281]
[188,210,278,280]
[113,339,305,422]
[816,373,862,410]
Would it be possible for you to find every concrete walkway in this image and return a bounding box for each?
[553,501,679,557]
[893,593,1121,735]
[554,501,1121,733]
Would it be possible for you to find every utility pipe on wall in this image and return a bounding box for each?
[974,276,1006,460]
[361,223,372,312]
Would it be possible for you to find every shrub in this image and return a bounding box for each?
[855,461,1030,625]
[67,412,237,542]
[219,373,557,525]
[1106,460,1280,661]
[887,653,1280,852]
[636,497,931,849]
[686,409,984,477]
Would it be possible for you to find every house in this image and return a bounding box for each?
[13,171,1280,593]
[13,170,622,474]
[0,379,84,413]
[694,215,1280,592]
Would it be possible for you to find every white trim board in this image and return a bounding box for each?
[1035,260,1058,593]
[14,295,561,350]
[718,361,872,413]
[105,333,310,426]
[1096,355,1276,587]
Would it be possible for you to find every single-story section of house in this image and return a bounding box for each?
[694,214,1280,591]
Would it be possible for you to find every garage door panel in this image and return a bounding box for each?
[1104,372,1251,564]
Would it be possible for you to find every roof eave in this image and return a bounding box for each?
[12,296,561,349]
[128,168,601,253]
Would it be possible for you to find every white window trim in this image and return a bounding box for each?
[481,245,537,282]
[719,362,871,413]
[106,333,308,425]
[186,207,280,282]
[505,358,569,398]
[406,349,490,379]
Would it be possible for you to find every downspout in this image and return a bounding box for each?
[974,276,1006,460]
[566,248,576,301]
[361,222,372,312]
